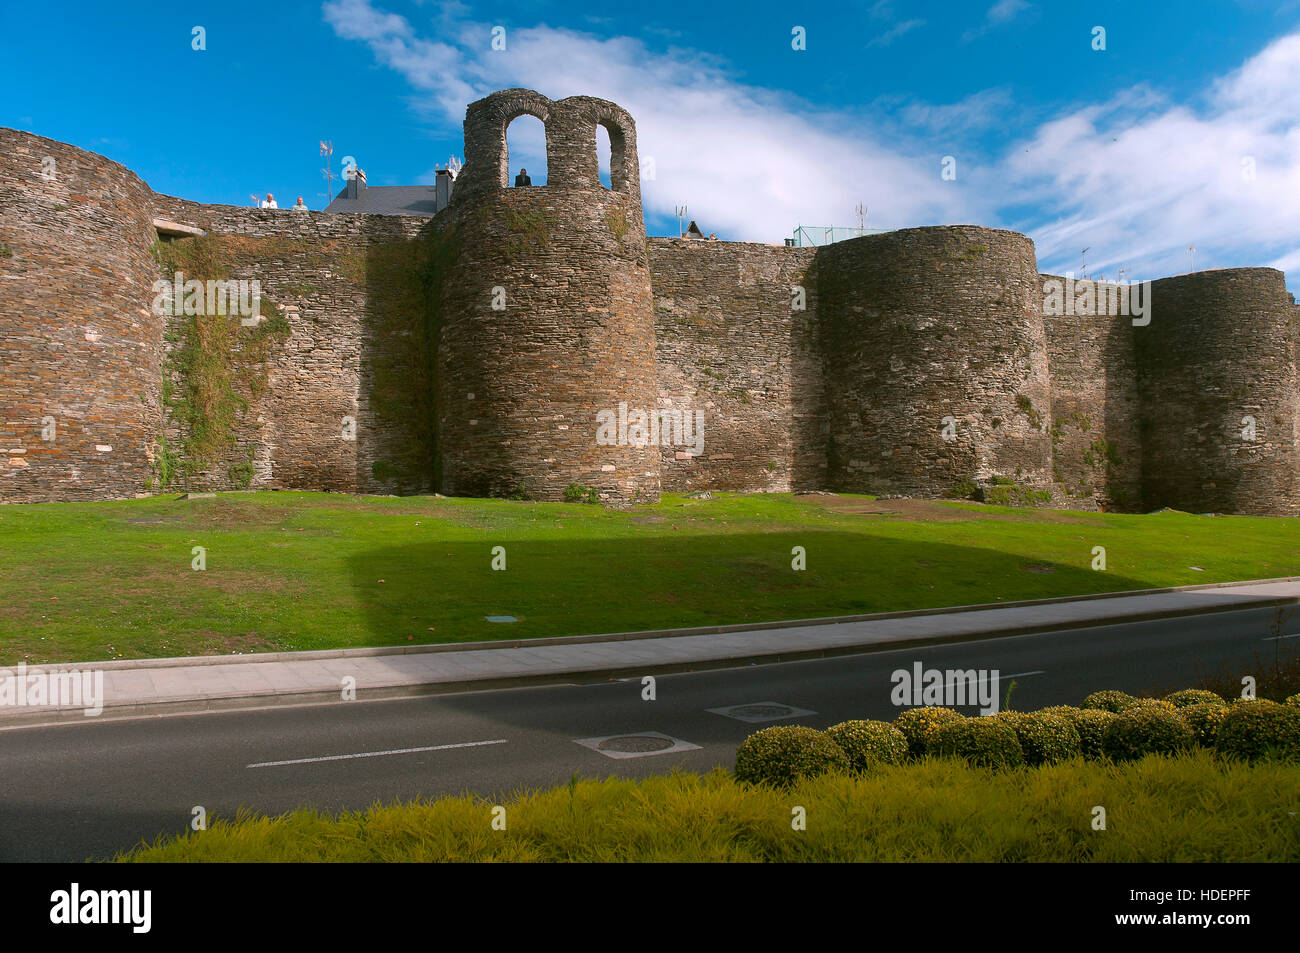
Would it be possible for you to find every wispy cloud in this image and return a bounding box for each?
[963,0,1031,42]
[323,0,1300,284]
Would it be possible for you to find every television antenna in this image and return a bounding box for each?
[855,202,867,232]
[319,140,337,206]
[1080,247,1090,279]
[675,205,688,238]
[1188,245,1197,272]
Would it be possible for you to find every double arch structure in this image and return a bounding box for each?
[452,88,641,201]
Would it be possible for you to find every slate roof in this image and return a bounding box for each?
[323,185,440,217]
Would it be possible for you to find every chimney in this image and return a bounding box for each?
[436,167,455,212]
[346,167,367,200]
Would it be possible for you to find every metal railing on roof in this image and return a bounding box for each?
[790,225,888,247]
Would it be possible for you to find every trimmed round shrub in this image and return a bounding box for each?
[933,717,1023,769]
[1128,698,1179,714]
[996,711,1081,765]
[1214,699,1300,762]
[1073,709,1117,759]
[733,725,849,787]
[825,720,908,773]
[1081,690,1137,713]
[893,706,964,758]
[1165,688,1227,709]
[1101,705,1194,760]
[1182,702,1230,747]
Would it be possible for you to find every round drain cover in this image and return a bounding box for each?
[597,734,676,753]
[731,704,794,719]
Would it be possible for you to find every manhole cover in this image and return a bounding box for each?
[729,704,795,719]
[706,701,817,723]
[573,731,701,759]
[597,734,676,753]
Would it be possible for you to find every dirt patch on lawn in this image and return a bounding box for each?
[798,495,1107,526]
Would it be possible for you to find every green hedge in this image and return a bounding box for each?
[893,706,964,758]
[995,711,1081,765]
[1182,702,1230,747]
[825,720,908,773]
[733,725,849,787]
[1102,705,1195,761]
[1081,690,1137,713]
[1215,699,1300,762]
[933,717,1023,768]
[1165,689,1227,709]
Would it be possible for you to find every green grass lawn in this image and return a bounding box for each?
[1,490,1298,665]
[115,754,1300,862]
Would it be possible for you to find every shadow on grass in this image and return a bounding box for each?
[345,530,1153,646]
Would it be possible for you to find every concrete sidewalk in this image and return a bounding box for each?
[3,578,1298,727]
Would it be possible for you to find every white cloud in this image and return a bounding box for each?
[324,0,1300,285]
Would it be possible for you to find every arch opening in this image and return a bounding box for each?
[503,113,548,188]
[596,124,613,190]
[597,119,629,193]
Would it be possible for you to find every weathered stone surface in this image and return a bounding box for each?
[3,91,1299,515]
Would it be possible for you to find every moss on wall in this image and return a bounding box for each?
[151,236,289,489]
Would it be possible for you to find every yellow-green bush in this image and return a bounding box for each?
[1215,698,1300,762]
[733,725,849,787]
[1165,689,1227,709]
[933,716,1023,768]
[1182,702,1230,747]
[825,720,907,773]
[894,706,964,757]
[996,711,1082,765]
[1102,705,1194,761]
[1073,709,1117,759]
[116,755,1300,863]
[1082,690,1136,713]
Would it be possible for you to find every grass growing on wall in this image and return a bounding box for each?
[0,491,1298,664]
[151,237,289,488]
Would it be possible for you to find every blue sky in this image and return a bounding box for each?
[3,0,1300,286]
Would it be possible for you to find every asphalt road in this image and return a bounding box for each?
[0,604,1293,862]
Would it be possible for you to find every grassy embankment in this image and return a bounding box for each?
[1,491,1297,665]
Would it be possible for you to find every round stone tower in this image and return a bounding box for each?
[431,89,661,504]
[0,129,162,502]
[1136,268,1299,515]
[818,225,1054,499]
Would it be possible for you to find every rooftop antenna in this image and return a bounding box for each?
[1080,247,1090,279]
[675,205,688,238]
[1188,245,1197,272]
[855,201,867,233]
[319,140,336,207]
[1117,265,1129,283]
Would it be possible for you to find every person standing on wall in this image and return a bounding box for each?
[260,193,278,209]
[514,168,531,187]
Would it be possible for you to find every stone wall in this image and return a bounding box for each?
[0,128,161,502]
[1041,275,1143,510]
[647,238,823,492]
[147,195,436,496]
[5,112,1300,516]
[1135,268,1299,515]
[817,226,1054,500]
